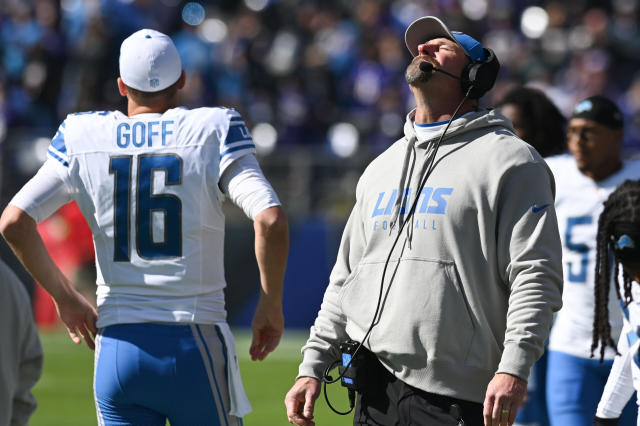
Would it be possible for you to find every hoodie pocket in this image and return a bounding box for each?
[338,257,475,365]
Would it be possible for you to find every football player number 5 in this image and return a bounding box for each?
[565,216,592,283]
[109,154,182,261]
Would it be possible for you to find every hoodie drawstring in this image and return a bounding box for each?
[389,136,417,235]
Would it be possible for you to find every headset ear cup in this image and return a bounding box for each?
[460,48,500,99]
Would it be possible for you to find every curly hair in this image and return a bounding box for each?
[591,179,640,361]
[497,86,566,157]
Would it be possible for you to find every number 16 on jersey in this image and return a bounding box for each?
[109,153,183,261]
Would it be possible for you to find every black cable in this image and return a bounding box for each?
[322,360,355,415]
[323,87,473,415]
[406,87,473,228]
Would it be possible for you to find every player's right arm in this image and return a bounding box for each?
[0,159,97,349]
[0,205,98,349]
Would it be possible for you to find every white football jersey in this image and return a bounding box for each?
[36,107,256,328]
[547,153,640,359]
[597,282,640,417]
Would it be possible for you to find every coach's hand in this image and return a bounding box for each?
[55,287,98,350]
[483,373,526,426]
[285,377,321,426]
[249,295,284,361]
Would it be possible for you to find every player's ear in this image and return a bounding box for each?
[117,77,128,97]
[177,70,186,89]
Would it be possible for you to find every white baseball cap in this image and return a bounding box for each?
[119,29,182,92]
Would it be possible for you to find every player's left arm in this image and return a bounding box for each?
[220,154,289,361]
[488,160,564,425]
[595,321,634,422]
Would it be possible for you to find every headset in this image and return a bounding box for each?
[462,48,500,99]
[420,47,500,99]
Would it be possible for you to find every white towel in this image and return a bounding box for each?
[216,323,252,417]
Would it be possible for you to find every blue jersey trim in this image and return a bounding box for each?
[47,148,69,167]
[51,129,67,154]
[224,125,252,146]
[414,120,449,127]
[620,299,631,320]
[220,144,255,159]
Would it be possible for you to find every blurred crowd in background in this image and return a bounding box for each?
[3,0,640,329]
[2,0,640,216]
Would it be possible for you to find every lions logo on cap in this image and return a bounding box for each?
[150,79,160,88]
[574,100,593,114]
[615,234,636,251]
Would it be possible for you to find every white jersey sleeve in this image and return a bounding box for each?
[9,158,72,222]
[219,154,281,220]
[596,319,636,418]
[218,109,256,178]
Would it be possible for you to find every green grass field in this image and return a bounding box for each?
[31,328,352,426]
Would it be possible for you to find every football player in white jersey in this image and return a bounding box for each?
[0,29,289,426]
[545,96,640,426]
[591,179,640,425]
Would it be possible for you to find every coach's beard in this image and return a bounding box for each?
[405,57,434,86]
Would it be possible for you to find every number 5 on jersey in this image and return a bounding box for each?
[110,154,182,261]
[565,216,592,283]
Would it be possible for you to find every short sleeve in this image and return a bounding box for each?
[218,109,256,178]
[47,120,70,167]
[10,159,73,222]
[219,154,281,220]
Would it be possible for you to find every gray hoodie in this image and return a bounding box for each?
[0,260,42,426]
[298,108,563,403]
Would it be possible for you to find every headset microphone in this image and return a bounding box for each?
[419,61,462,81]
[418,61,434,73]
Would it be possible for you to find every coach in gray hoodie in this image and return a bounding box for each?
[285,16,563,426]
